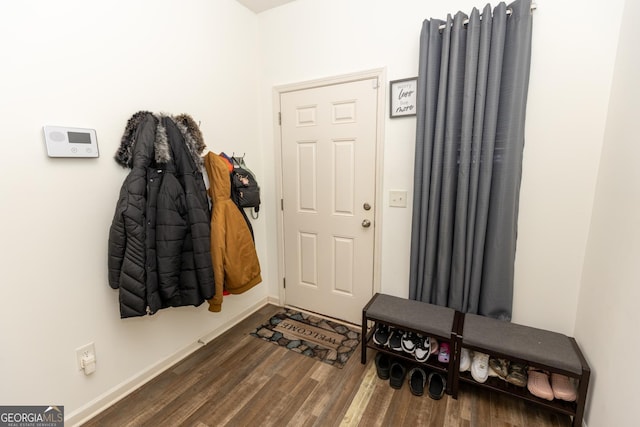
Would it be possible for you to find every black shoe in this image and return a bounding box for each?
[375,352,391,380]
[408,367,427,396]
[388,329,404,352]
[389,361,407,389]
[373,324,390,347]
[428,372,446,400]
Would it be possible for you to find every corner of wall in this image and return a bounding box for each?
[65,296,271,426]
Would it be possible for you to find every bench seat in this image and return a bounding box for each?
[462,313,583,375]
[364,293,456,339]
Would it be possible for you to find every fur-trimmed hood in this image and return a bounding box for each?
[115,111,206,169]
[174,113,206,164]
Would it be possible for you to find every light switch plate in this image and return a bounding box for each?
[389,190,407,208]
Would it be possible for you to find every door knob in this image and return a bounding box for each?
[362,219,371,228]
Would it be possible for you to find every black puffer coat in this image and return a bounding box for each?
[108,111,215,318]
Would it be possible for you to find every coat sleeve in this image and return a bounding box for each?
[107,186,128,289]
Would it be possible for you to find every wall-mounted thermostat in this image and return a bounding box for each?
[43,125,99,158]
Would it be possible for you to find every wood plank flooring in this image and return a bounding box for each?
[82,304,571,427]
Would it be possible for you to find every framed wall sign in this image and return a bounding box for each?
[389,77,418,118]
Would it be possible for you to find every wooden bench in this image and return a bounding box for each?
[456,312,590,427]
[361,293,461,395]
[361,293,590,426]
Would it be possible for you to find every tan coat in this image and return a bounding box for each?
[204,152,262,312]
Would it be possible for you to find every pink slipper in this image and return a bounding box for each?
[527,369,554,401]
[551,373,577,402]
[438,342,450,363]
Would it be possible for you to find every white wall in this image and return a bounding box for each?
[575,0,640,425]
[0,0,269,422]
[513,0,624,334]
[257,6,631,427]
[0,0,631,424]
[258,0,624,334]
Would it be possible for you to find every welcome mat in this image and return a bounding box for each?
[249,308,361,369]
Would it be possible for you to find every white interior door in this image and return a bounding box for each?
[280,77,379,325]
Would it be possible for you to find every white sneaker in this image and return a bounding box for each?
[471,352,490,383]
[401,331,418,354]
[459,348,472,372]
[414,336,431,362]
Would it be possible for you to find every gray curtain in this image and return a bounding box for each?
[409,0,533,320]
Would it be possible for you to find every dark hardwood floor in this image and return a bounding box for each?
[82,304,571,427]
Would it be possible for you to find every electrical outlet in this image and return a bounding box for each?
[76,342,95,371]
[389,190,408,208]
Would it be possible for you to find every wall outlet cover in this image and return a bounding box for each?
[76,342,96,371]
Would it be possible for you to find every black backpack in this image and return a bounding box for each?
[231,156,260,219]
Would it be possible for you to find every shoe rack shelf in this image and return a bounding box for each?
[369,332,450,377]
[454,312,590,427]
[361,294,590,427]
[361,293,462,396]
[457,371,577,416]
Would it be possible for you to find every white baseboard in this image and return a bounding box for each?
[267,294,281,306]
[66,296,274,426]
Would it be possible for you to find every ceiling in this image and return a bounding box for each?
[235,0,297,14]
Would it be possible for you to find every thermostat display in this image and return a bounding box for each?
[43,125,99,158]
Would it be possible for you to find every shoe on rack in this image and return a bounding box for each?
[430,338,439,358]
[527,369,553,400]
[437,342,450,364]
[506,362,528,388]
[373,323,390,347]
[401,331,418,354]
[375,351,391,380]
[488,365,500,378]
[388,328,404,352]
[550,373,577,402]
[389,361,407,389]
[470,352,490,383]
[414,336,431,363]
[459,348,472,372]
[489,357,509,379]
[408,367,427,396]
[427,372,446,400]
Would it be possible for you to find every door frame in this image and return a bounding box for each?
[272,68,386,310]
